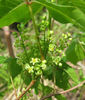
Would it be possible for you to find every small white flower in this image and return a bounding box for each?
[54,59,58,65]
[41,64,46,70]
[62,33,65,37]
[67,33,71,37]
[49,44,55,52]
[25,64,30,70]
[59,63,62,67]
[28,66,34,73]
[62,52,65,57]
[50,30,54,34]
[69,38,72,41]
[42,20,45,24]
[58,50,62,53]
[36,70,42,75]
[30,58,39,65]
[42,60,47,64]
[64,34,68,39]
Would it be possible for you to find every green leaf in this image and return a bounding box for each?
[57,0,70,5]
[0,64,9,82]
[33,78,40,95]
[66,40,85,64]
[75,42,85,60]
[57,0,85,28]
[61,62,79,83]
[64,67,79,83]
[38,84,53,97]
[57,0,85,7]
[55,69,70,90]
[55,95,67,100]
[7,58,22,79]
[0,2,43,28]
[79,33,85,43]
[0,0,23,18]
[21,71,32,85]
[36,0,85,30]
[0,56,7,64]
[43,65,53,80]
[66,40,78,64]
[71,0,85,13]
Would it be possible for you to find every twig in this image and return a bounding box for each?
[10,76,17,98]
[3,26,15,58]
[16,80,36,100]
[40,80,85,100]
[66,62,80,69]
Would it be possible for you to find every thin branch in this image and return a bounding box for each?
[3,26,15,58]
[66,62,80,69]
[16,80,36,100]
[40,80,85,100]
[10,76,17,98]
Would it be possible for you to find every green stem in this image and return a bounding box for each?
[49,0,56,29]
[44,31,45,47]
[45,10,52,58]
[20,34,29,61]
[53,66,56,91]
[48,0,53,29]
[28,4,44,60]
[44,30,46,58]
[48,12,52,30]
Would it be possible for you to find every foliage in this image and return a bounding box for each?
[0,0,85,100]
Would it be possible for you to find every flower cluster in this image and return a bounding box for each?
[48,31,72,67]
[40,15,49,31]
[25,58,47,76]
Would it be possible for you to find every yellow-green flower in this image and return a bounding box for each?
[30,58,39,65]
[58,50,62,53]
[62,52,65,57]
[49,44,55,52]
[28,66,34,73]
[64,34,68,39]
[54,60,58,65]
[59,63,62,67]
[67,33,71,37]
[36,70,42,75]
[25,64,30,70]
[50,30,53,35]
[62,33,65,37]
[42,60,47,64]
[41,64,46,70]
[69,38,72,41]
